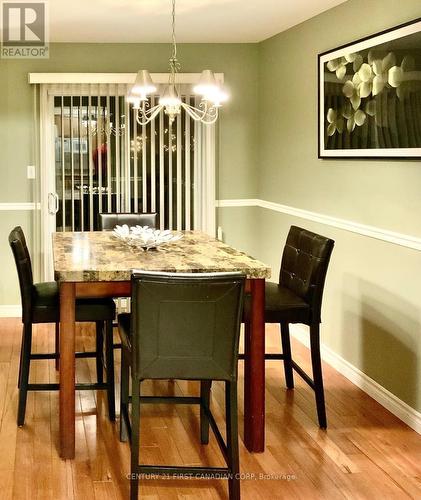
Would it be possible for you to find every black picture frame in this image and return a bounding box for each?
[318,17,421,159]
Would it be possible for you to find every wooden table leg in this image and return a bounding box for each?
[244,278,265,452]
[59,282,76,459]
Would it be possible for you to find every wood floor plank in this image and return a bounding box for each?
[0,321,20,474]
[48,335,74,500]
[0,470,14,500]
[93,480,119,500]
[2,319,421,499]
[31,324,54,500]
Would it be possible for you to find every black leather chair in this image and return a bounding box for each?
[99,212,158,333]
[99,212,158,230]
[9,226,116,426]
[118,271,245,500]
[261,226,334,428]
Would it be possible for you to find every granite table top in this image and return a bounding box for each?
[53,230,271,282]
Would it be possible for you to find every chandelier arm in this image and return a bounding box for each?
[142,103,162,117]
[136,104,163,126]
[181,102,207,121]
[197,100,219,121]
[198,110,219,125]
[181,102,219,125]
[203,111,219,125]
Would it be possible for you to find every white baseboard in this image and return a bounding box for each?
[0,305,21,317]
[290,325,421,434]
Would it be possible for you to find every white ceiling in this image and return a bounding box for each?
[49,0,348,43]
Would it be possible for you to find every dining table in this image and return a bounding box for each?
[53,230,271,459]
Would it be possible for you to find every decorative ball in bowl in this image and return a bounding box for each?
[112,224,183,251]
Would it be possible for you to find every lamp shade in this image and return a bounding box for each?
[159,85,182,107]
[193,70,219,97]
[207,88,229,107]
[131,70,157,96]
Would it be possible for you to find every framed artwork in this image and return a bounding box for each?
[318,18,421,159]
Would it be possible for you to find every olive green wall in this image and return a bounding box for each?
[257,0,421,411]
[0,42,259,304]
[2,0,421,415]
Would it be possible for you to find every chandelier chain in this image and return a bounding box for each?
[169,0,180,80]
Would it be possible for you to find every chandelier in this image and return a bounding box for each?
[127,0,227,126]
[82,112,126,137]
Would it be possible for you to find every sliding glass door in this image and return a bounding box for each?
[39,80,216,279]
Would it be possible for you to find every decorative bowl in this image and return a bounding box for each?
[113,224,183,250]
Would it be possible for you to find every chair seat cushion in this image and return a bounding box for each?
[117,313,132,351]
[265,281,311,324]
[32,282,116,323]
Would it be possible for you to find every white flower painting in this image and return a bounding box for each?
[319,19,421,157]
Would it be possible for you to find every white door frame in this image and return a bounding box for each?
[39,84,56,280]
[36,73,221,281]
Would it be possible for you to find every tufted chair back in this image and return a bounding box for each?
[279,226,334,323]
[99,213,158,231]
[9,226,34,324]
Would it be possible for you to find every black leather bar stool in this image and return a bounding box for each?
[99,212,158,230]
[118,271,245,500]
[242,226,334,428]
[9,226,116,426]
[265,226,334,428]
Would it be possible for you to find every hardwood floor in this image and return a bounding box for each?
[0,318,420,499]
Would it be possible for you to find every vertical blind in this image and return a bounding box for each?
[50,83,214,233]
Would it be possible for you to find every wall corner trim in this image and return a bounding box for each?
[216,198,421,251]
[291,325,421,435]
